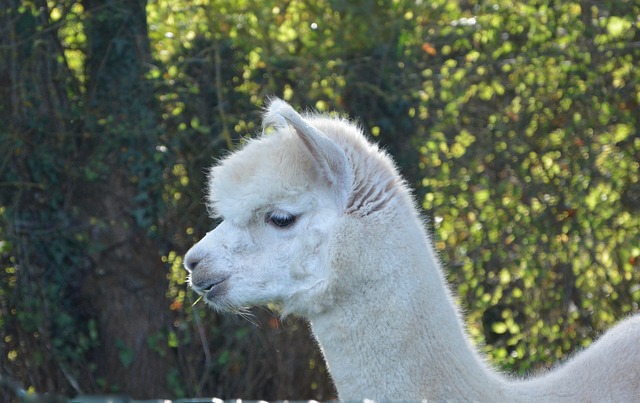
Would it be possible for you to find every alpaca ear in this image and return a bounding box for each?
[263,98,354,210]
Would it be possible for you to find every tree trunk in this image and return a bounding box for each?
[80,0,174,397]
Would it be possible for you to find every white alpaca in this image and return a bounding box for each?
[184,99,640,401]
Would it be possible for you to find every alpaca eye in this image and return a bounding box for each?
[267,212,297,228]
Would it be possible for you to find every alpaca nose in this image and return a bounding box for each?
[184,253,200,273]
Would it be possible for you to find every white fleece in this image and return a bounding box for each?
[184,98,640,401]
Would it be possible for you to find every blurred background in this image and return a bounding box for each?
[0,0,638,401]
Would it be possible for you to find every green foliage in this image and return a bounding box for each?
[0,2,98,399]
[115,339,135,369]
[412,0,639,372]
[1,0,638,400]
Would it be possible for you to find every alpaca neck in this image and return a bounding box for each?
[308,211,510,401]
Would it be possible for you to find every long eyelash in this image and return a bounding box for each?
[267,211,297,228]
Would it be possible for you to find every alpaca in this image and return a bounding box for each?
[184,99,640,401]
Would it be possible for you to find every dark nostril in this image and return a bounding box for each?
[184,255,200,273]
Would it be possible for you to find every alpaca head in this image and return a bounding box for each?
[184,99,405,316]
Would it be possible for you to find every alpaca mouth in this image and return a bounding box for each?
[197,275,230,298]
